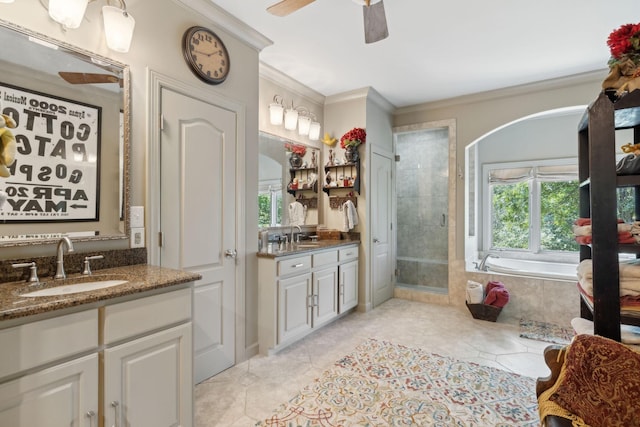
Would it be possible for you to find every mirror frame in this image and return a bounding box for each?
[0,19,130,248]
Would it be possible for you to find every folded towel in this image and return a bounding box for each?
[571,317,640,344]
[342,199,358,232]
[465,280,484,304]
[484,287,509,308]
[289,201,306,226]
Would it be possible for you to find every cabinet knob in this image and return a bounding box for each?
[86,410,96,427]
[111,401,120,427]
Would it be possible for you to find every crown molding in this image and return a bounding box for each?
[395,69,607,115]
[175,0,272,51]
[259,62,325,105]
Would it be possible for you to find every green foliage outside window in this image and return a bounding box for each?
[491,182,529,249]
[258,194,271,228]
[541,181,579,251]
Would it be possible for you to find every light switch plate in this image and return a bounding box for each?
[131,227,145,248]
[130,206,144,228]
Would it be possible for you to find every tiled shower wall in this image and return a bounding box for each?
[396,128,450,291]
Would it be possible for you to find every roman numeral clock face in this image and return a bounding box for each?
[183,26,230,85]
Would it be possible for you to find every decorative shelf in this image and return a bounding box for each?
[323,160,360,195]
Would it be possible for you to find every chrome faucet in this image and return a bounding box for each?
[476,253,499,271]
[54,236,74,279]
[290,224,302,244]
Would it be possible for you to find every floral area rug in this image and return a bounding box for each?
[519,319,574,345]
[257,338,539,426]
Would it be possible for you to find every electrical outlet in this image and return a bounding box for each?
[130,227,145,248]
[130,206,144,228]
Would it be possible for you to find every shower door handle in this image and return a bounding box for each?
[440,214,446,227]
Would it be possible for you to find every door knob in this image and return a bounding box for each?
[373,238,380,243]
[224,249,237,258]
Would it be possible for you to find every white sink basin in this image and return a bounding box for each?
[20,278,128,297]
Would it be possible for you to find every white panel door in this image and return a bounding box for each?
[371,151,394,307]
[160,88,236,383]
[0,354,98,427]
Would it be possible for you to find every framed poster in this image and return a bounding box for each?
[0,82,101,222]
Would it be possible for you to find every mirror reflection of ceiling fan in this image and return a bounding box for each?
[58,72,123,87]
[267,0,389,44]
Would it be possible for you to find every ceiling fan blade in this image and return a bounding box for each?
[363,0,389,44]
[59,72,122,86]
[267,0,315,16]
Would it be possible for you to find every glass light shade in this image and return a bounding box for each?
[49,0,89,29]
[269,103,284,125]
[284,108,298,130]
[103,6,136,53]
[298,116,311,136]
[308,121,321,141]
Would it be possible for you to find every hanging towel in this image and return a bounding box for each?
[342,200,358,232]
[289,201,306,226]
[465,280,484,304]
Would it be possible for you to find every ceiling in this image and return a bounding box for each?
[208,0,639,108]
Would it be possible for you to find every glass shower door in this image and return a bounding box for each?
[395,127,449,292]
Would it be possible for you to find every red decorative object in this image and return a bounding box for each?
[607,22,640,66]
[340,128,366,149]
[284,142,307,156]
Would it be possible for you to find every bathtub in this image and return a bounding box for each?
[485,258,578,281]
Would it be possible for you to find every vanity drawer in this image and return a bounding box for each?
[312,250,338,268]
[277,255,311,277]
[339,246,358,262]
[0,309,98,379]
[103,288,191,344]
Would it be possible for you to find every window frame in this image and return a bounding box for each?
[482,158,578,262]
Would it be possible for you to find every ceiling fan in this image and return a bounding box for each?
[58,72,123,87]
[267,0,389,44]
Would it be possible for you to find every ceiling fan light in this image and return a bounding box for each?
[284,108,298,130]
[103,5,136,53]
[269,102,284,125]
[49,0,89,29]
[298,116,311,136]
[308,121,321,141]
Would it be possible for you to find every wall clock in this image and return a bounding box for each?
[182,26,230,85]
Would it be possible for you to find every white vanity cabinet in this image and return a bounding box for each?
[259,243,358,355]
[338,246,359,312]
[0,286,193,427]
[0,310,99,427]
[102,288,192,427]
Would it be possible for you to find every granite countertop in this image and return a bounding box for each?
[256,239,360,259]
[0,264,201,322]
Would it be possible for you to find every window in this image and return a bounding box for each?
[258,186,282,228]
[484,161,579,256]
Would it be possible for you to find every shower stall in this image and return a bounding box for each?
[395,127,450,293]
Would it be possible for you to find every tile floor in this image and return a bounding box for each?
[195,298,552,426]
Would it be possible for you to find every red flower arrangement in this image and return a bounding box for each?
[284,142,306,156]
[607,22,640,66]
[340,127,366,149]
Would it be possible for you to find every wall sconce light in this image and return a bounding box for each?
[269,94,321,141]
[298,115,311,136]
[269,95,284,125]
[308,121,321,141]
[46,0,136,53]
[284,104,299,131]
[49,0,89,29]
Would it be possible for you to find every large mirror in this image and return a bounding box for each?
[0,20,129,247]
[259,132,319,228]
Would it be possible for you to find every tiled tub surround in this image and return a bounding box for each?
[0,248,200,322]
